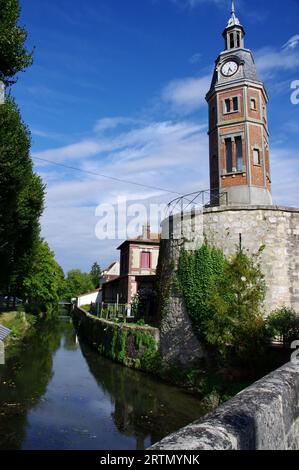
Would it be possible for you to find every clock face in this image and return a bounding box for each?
[221,61,239,77]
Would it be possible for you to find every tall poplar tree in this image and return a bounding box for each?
[0,0,33,84]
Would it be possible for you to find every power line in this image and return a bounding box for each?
[32,156,184,196]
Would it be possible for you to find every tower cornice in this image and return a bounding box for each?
[206,79,268,103]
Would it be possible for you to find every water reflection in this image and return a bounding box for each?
[0,319,206,450]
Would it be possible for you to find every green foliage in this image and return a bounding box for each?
[0,310,36,342]
[178,243,226,340]
[63,269,95,300]
[178,243,268,366]
[22,240,65,315]
[206,248,267,362]
[266,307,299,346]
[0,98,45,295]
[131,293,140,318]
[0,0,34,84]
[80,304,91,312]
[90,261,101,289]
[118,330,128,362]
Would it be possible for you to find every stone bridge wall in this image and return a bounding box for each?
[151,362,299,450]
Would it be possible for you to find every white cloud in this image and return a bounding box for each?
[38,118,210,271]
[282,35,299,51]
[161,74,211,113]
[255,41,299,79]
[271,147,299,207]
[94,117,139,133]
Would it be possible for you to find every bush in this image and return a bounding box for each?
[266,307,299,346]
[178,244,268,366]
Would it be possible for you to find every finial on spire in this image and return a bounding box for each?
[231,0,235,16]
[227,0,241,28]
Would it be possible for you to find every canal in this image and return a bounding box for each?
[0,318,207,450]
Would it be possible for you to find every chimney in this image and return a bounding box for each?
[142,224,151,240]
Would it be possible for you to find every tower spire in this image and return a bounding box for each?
[231,0,235,16]
[227,0,241,28]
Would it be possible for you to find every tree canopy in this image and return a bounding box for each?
[64,270,95,301]
[0,98,45,295]
[23,241,65,305]
[90,262,102,289]
[0,0,33,84]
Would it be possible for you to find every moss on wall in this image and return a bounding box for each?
[72,307,161,373]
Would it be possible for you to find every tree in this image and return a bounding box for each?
[64,270,94,301]
[205,248,267,363]
[266,307,299,346]
[0,98,44,296]
[0,0,34,85]
[90,262,101,288]
[23,240,65,310]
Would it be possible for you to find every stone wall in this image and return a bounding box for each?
[158,205,299,366]
[72,307,160,371]
[150,362,299,450]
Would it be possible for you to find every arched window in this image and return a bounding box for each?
[236,33,240,48]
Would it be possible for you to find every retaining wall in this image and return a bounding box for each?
[72,307,160,371]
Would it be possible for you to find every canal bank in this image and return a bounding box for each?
[0,317,207,450]
[72,306,160,373]
[0,311,37,356]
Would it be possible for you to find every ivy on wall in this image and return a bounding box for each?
[177,243,225,341]
[178,243,268,365]
[73,309,160,373]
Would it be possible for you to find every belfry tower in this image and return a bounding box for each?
[206,1,272,206]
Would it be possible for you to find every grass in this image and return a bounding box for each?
[0,311,37,345]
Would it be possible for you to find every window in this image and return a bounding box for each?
[235,137,243,171]
[141,252,151,269]
[225,139,233,173]
[233,97,239,111]
[250,98,257,110]
[253,148,261,165]
[236,33,240,48]
[225,99,231,113]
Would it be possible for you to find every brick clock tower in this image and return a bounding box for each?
[206,1,272,206]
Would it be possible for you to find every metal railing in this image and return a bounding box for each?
[90,302,134,322]
[166,189,227,217]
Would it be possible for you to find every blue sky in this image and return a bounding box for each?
[11,0,299,272]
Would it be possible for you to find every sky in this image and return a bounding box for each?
[11,0,299,273]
